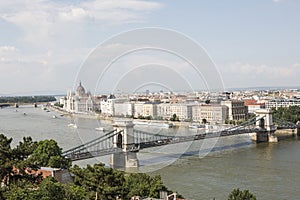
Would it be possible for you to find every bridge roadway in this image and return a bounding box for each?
[63,115,300,162]
[63,126,267,161]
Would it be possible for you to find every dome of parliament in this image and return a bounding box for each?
[76,82,86,96]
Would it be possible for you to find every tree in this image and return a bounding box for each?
[0,135,42,191]
[13,137,37,161]
[124,173,168,199]
[170,114,179,121]
[54,102,63,108]
[65,184,87,200]
[32,177,66,200]
[272,106,300,124]
[205,99,210,104]
[71,164,126,200]
[0,133,181,200]
[27,139,71,169]
[228,188,256,200]
[0,134,14,188]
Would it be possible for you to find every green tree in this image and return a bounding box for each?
[2,180,38,200]
[13,137,37,161]
[124,173,168,199]
[28,139,71,169]
[33,177,66,200]
[145,115,152,120]
[0,134,14,188]
[272,106,300,124]
[170,114,179,121]
[228,188,256,200]
[0,135,42,191]
[71,164,126,200]
[65,184,87,200]
[54,102,64,108]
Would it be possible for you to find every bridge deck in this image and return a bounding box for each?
[62,116,300,162]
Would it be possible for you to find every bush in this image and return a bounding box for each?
[228,188,256,200]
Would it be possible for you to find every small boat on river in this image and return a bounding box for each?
[95,127,106,131]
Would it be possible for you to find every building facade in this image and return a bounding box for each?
[221,100,247,121]
[133,103,144,118]
[114,102,133,117]
[169,104,193,121]
[100,94,116,116]
[60,82,100,113]
[157,103,171,120]
[143,103,158,118]
[266,98,300,109]
[192,104,228,124]
[244,99,265,114]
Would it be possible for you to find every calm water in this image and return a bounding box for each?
[0,106,299,199]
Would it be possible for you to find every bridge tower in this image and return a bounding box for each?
[254,109,278,143]
[110,120,139,170]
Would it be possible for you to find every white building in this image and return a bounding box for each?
[114,102,133,117]
[247,104,265,114]
[100,94,116,116]
[192,104,228,124]
[60,82,100,113]
[157,103,171,120]
[169,104,193,121]
[266,98,300,109]
[133,103,144,118]
[142,103,158,118]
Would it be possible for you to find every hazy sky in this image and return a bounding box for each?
[0,0,300,95]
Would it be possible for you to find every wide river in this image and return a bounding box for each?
[0,106,299,199]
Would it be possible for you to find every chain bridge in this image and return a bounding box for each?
[62,109,300,169]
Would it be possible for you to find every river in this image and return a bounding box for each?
[0,106,299,199]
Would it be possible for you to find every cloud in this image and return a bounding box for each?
[1,0,163,25]
[219,62,300,88]
[272,0,288,2]
[0,44,92,94]
[0,0,163,49]
[59,0,162,22]
[0,0,163,94]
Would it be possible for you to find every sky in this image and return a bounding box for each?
[0,0,300,95]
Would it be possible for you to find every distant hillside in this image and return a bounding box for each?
[0,96,56,104]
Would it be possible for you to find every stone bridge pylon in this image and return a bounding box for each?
[253,109,278,143]
[110,120,139,170]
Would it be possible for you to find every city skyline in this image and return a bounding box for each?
[1,0,300,95]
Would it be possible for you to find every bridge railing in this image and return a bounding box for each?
[62,129,123,159]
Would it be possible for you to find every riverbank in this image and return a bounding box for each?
[275,128,299,140]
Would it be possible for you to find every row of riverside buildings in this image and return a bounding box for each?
[59,82,300,124]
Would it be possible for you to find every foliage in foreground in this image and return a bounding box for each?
[70,163,175,199]
[0,133,177,199]
[228,188,256,200]
[0,133,258,200]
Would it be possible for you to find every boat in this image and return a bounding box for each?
[52,115,57,119]
[134,121,173,128]
[95,127,106,131]
[68,123,77,128]
[189,124,205,129]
